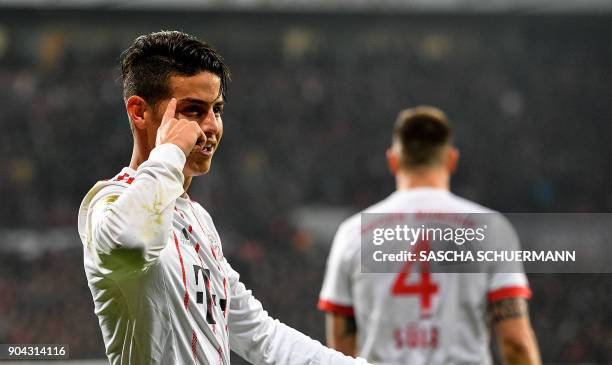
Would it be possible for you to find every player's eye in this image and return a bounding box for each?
[213,105,224,115]
[182,106,203,117]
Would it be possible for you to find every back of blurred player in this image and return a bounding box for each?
[318,106,541,364]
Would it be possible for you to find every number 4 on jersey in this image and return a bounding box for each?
[391,240,439,313]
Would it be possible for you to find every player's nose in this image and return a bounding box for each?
[200,108,221,135]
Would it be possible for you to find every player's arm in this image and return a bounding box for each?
[318,219,359,356]
[325,312,357,356]
[490,297,542,365]
[84,98,203,266]
[226,262,370,365]
[487,216,541,365]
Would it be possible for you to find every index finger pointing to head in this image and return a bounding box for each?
[162,98,177,122]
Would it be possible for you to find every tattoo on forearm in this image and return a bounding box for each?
[489,298,529,323]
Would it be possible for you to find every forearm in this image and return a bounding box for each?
[91,144,185,256]
[229,278,367,365]
[498,324,541,365]
[234,317,363,365]
[325,313,357,357]
[492,298,541,365]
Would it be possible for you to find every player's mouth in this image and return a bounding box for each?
[195,141,216,157]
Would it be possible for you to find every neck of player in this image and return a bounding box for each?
[182,177,193,197]
[395,166,450,191]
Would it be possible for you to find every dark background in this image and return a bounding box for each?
[0,8,610,364]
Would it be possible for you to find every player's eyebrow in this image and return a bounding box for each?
[178,97,224,106]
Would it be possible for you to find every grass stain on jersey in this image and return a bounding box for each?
[140,192,166,243]
[105,195,119,204]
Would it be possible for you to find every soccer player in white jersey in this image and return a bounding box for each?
[77,31,371,365]
[318,106,541,364]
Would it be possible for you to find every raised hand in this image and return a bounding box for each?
[155,98,206,156]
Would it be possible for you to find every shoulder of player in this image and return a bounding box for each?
[322,210,361,263]
[89,168,137,197]
[447,193,519,238]
[78,170,135,234]
[80,178,131,211]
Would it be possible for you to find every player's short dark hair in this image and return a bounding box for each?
[120,30,230,106]
[393,106,452,170]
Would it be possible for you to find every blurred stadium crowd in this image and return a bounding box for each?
[0,9,611,363]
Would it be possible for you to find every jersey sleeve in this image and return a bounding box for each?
[78,143,186,272]
[487,215,532,302]
[318,218,359,316]
[226,260,370,365]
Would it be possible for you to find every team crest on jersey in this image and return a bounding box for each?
[207,233,223,261]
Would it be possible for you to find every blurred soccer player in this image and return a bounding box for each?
[318,106,541,364]
[77,31,371,365]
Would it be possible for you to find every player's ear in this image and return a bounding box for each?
[126,95,149,130]
[447,146,459,174]
[386,147,400,176]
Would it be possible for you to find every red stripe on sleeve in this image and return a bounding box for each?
[173,232,189,309]
[191,331,198,363]
[318,299,355,316]
[217,346,223,365]
[488,286,532,302]
[184,292,190,309]
[223,278,228,318]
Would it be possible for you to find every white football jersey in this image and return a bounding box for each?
[319,188,531,365]
[79,144,371,365]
